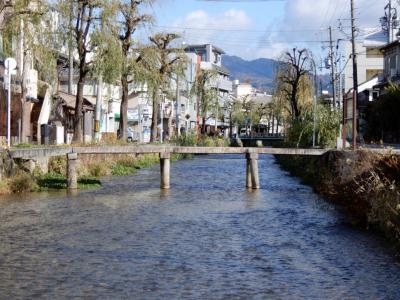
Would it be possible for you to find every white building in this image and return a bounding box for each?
[343,30,387,93]
[183,44,233,134]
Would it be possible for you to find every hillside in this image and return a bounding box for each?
[221,55,277,91]
[222,55,332,93]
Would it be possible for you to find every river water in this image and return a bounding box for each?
[0,154,399,299]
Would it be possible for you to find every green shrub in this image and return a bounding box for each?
[8,172,38,193]
[14,143,32,148]
[134,154,159,169]
[111,164,136,176]
[115,156,137,168]
[286,104,341,148]
[77,176,102,189]
[199,136,215,147]
[172,132,198,146]
[49,156,67,175]
[36,172,67,189]
[36,173,101,190]
[87,161,109,177]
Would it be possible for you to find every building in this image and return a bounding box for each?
[232,80,283,137]
[343,30,386,93]
[184,44,233,135]
[379,39,400,85]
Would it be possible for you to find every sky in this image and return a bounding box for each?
[140,0,389,61]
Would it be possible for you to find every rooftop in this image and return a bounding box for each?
[184,44,226,55]
[363,30,388,48]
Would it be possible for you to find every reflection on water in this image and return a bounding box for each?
[0,155,399,299]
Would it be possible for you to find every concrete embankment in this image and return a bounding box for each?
[275,150,400,245]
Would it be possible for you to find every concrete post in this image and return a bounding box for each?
[248,152,260,189]
[246,153,252,189]
[160,152,171,189]
[67,153,78,190]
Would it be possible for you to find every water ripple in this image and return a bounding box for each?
[0,154,399,299]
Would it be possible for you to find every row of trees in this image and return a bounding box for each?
[1,0,188,143]
[1,1,341,147]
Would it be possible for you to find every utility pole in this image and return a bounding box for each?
[175,76,180,137]
[94,77,102,142]
[312,60,317,148]
[389,0,393,42]
[350,0,358,150]
[68,2,74,94]
[329,26,336,108]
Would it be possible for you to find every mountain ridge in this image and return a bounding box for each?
[221,55,278,91]
[222,55,331,93]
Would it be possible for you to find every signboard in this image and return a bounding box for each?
[143,128,150,143]
[127,108,139,121]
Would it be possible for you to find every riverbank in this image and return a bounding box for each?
[0,135,229,195]
[0,152,171,194]
[275,150,400,246]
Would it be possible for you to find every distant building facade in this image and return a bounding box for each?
[343,30,386,93]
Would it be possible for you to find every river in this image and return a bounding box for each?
[0,154,399,299]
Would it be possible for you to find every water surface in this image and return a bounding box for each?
[0,154,399,299]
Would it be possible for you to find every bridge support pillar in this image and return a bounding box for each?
[246,154,252,188]
[246,153,260,189]
[67,153,78,190]
[160,152,171,189]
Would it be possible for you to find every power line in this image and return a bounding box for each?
[151,25,333,33]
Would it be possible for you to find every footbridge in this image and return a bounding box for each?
[9,146,328,190]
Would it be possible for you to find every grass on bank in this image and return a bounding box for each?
[3,133,230,194]
[1,153,162,194]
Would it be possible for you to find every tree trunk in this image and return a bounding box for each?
[119,75,129,140]
[229,112,233,138]
[271,115,275,135]
[151,90,159,142]
[73,79,84,143]
[291,82,301,119]
[276,117,280,135]
[202,117,206,134]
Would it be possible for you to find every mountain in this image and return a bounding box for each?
[221,55,278,91]
[222,55,332,93]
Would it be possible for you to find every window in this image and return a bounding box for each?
[389,55,398,77]
[214,52,221,64]
[366,47,383,58]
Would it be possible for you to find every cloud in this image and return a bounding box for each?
[257,0,386,59]
[173,9,252,31]
[169,9,253,52]
[168,0,388,60]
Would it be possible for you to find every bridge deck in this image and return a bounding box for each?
[9,146,328,159]
[8,145,400,159]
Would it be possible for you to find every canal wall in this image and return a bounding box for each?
[275,150,400,245]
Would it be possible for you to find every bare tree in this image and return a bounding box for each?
[117,0,152,140]
[191,69,217,134]
[277,48,312,119]
[58,0,109,143]
[148,33,186,142]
